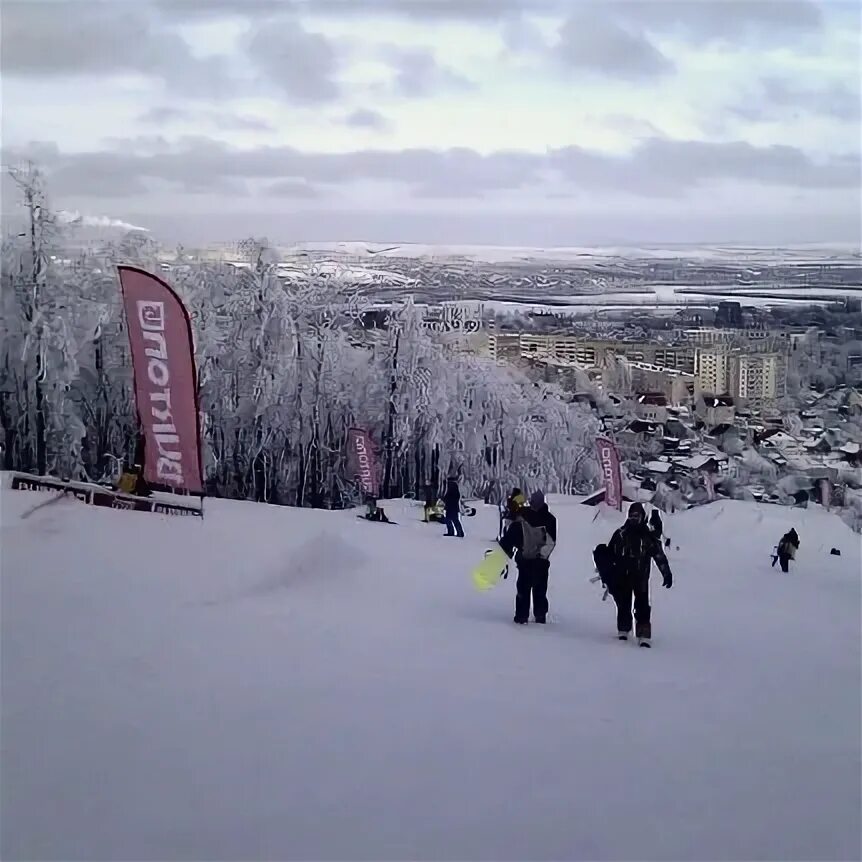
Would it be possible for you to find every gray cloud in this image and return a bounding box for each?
[7,136,857,201]
[244,20,341,101]
[151,0,291,19]
[381,46,475,97]
[264,179,321,198]
[308,0,528,19]
[1,0,236,96]
[345,109,391,131]
[556,9,674,79]
[139,106,276,132]
[501,14,548,52]
[733,78,862,122]
[611,0,824,43]
[553,139,859,196]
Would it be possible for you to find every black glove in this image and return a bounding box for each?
[663,570,673,589]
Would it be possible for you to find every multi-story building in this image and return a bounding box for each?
[732,353,786,403]
[652,346,696,374]
[629,361,696,406]
[676,327,771,346]
[487,333,521,363]
[492,333,698,371]
[695,348,732,395]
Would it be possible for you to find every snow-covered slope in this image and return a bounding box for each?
[1,489,859,860]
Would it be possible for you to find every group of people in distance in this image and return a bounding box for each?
[497,488,673,648]
[422,478,476,537]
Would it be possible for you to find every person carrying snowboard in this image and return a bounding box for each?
[499,490,557,624]
[443,476,464,537]
[607,502,673,647]
[772,528,799,573]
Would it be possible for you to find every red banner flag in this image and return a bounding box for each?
[347,427,380,498]
[117,266,203,495]
[595,437,622,511]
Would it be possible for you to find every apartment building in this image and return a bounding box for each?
[676,327,771,346]
[733,353,786,403]
[487,333,521,362]
[695,347,787,403]
[652,347,696,374]
[490,333,696,371]
[629,361,696,406]
[695,349,732,395]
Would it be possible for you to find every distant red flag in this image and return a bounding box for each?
[595,436,622,511]
[347,427,380,498]
[117,266,203,495]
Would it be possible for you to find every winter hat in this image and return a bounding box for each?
[627,502,646,521]
[529,490,545,509]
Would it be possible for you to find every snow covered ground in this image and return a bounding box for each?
[2,488,860,861]
[287,241,861,266]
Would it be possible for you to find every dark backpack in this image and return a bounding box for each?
[520,520,555,560]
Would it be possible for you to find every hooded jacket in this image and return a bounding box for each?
[443,480,461,513]
[609,518,672,586]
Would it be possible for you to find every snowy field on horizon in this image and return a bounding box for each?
[287,241,861,266]
[1,487,860,861]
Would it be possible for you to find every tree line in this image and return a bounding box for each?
[0,168,600,507]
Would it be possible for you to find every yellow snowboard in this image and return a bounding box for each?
[471,547,509,592]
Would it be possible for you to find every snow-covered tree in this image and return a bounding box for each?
[1,173,600,507]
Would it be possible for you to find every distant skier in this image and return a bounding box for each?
[607,502,673,647]
[649,508,663,540]
[772,528,799,573]
[363,497,391,524]
[499,487,526,539]
[115,462,150,497]
[443,476,465,537]
[499,490,557,624]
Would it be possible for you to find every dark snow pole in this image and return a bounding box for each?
[382,325,400,498]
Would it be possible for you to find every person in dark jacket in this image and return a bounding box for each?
[649,508,663,540]
[773,528,799,572]
[499,490,557,624]
[608,502,673,646]
[443,477,464,537]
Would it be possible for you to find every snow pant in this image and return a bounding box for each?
[444,509,464,537]
[778,553,790,573]
[515,560,550,623]
[612,575,651,638]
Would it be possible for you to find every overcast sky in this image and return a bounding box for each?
[2,0,860,246]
